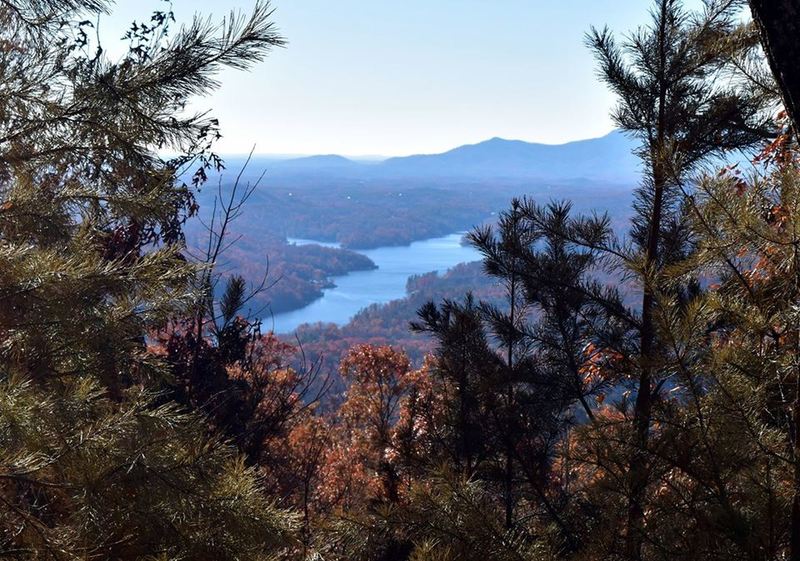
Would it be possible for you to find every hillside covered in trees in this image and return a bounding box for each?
[7,1,800,561]
[290,261,503,381]
[185,226,377,313]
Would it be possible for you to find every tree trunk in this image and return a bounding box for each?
[749,0,800,137]
[505,249,517,529]
[624,166,663,561]
[749,3,800,558]
[625,4,669,559]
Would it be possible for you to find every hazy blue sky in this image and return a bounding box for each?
[100,1,700,156]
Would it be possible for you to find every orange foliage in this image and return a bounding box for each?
[579,342,625,391]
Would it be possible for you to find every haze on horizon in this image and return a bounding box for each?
[100,0,703,157]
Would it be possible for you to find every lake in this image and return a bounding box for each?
[266,233,481,333]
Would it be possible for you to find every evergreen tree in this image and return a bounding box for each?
[0,1,299,558]
[587,1,769,556]
[683,140,800,559]
[411,294,500,474]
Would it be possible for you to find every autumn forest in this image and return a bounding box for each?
[5,1,800,560]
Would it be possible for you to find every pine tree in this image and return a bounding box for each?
[0,1,299,558]
[468,201,529,529]
[411,294,501,474]
[587,1,769,556]
[683,139,800,559]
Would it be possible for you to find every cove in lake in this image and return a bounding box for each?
[267,233,481,333]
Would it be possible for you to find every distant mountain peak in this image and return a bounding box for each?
[250,130,640,183]
[378,129,639,181]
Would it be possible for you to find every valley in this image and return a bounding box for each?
[185,131,639,322]
[10,1,796,558]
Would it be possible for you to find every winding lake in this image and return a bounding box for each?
[267,233,481,333]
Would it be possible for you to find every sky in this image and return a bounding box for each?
[99,1,700,157]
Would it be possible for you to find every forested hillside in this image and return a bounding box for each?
[194,163,637,250]
[185,225,376,313]
[6,1,800,561]
[291,262,502,381]
[180,176,634,318]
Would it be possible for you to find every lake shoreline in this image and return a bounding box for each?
[268,232,480,333]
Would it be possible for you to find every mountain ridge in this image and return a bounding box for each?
[376,130,639,181]
[219,130,641,184]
